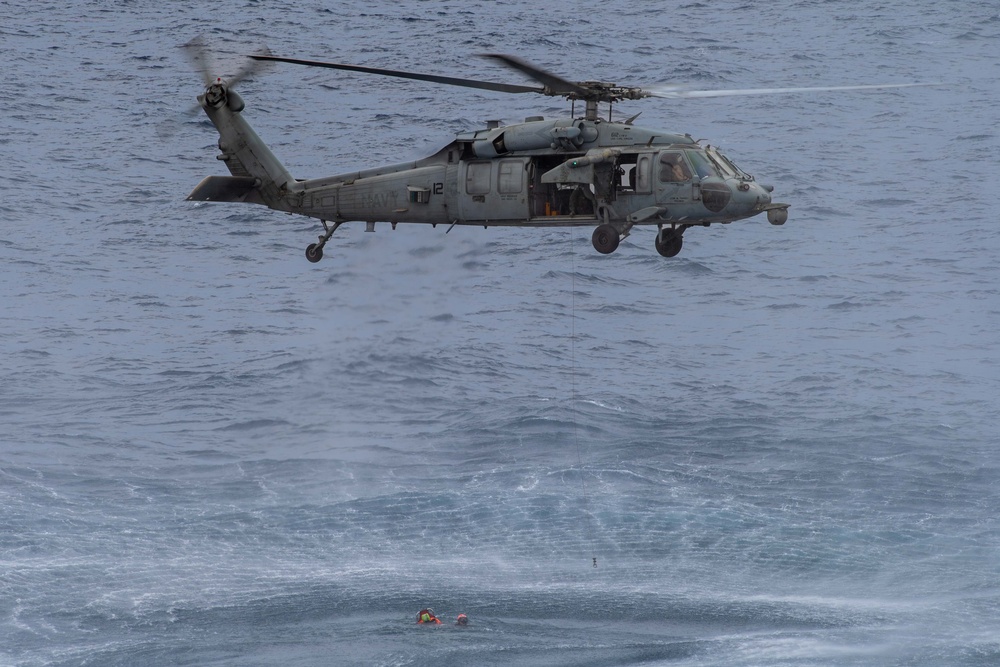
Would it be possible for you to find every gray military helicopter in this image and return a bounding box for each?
[186,42,929,262]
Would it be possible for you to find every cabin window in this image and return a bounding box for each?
[618,154,638,190]
[408,186,430,204]
[659,152,692,183]
[497,160,523,194]
[635,155,651,193]
[466,162,491,194]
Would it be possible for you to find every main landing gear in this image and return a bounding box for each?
[306,220,342,263]
[591,223,620,254]
[590,223,686,257]
[654,226,684,258]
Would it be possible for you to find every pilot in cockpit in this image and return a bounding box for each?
[660,156,689,183]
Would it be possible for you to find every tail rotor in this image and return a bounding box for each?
[179,36,271,115]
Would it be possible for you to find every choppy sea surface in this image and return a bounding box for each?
[2,1,999,665]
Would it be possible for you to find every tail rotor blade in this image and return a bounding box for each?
[226,46,273,90]
[181,35,215,87]
[183,36,271,90]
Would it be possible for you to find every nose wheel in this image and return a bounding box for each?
[305,220,342,263]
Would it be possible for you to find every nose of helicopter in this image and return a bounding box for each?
[731,180,771,212]
[756,182,772,205]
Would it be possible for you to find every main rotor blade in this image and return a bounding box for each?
[649,81,941,99]
[250,54,545,95]
[480,53,590,97]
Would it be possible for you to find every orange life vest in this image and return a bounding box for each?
[417,610,441,624]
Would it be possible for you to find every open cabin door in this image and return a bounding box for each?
[528,149,623,219]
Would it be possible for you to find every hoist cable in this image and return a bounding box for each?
[569,227,598,569]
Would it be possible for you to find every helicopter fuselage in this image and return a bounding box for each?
[291,116,777,225]
[188,86,789,261]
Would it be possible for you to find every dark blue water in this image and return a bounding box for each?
[2,1,999,665]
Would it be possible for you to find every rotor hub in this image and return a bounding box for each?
[568,82,647,103]
[204,79,227,108]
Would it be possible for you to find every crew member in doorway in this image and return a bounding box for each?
[417,608,442,624]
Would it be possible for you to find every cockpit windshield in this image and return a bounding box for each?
[685,150,720,179]
[705,146,751,180]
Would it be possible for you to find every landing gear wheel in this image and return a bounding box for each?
[654,230,683,258]
[305,243,324,263]
[305,220,342,263]
[592,223,620,254]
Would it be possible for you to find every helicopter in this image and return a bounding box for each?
[185,42,932,263]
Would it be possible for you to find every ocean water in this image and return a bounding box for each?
[2,1,999,665]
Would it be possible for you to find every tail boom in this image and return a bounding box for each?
[189,85,297,209]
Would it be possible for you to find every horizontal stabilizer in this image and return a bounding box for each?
[187,176,263,204]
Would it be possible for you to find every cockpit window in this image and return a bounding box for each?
[704,147,736,178]
[706,146,749,179]
[717,151,747,178]
[659,152,692,183]
[685,150,719,179]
